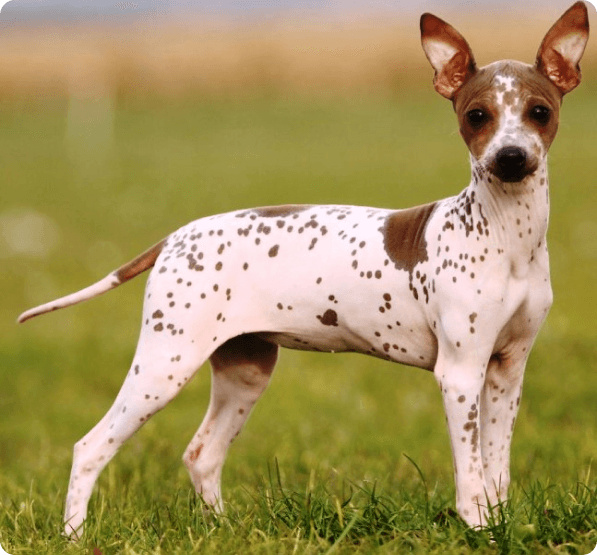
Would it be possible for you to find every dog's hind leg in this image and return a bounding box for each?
[63,328,211,538]
[183,334,278,510]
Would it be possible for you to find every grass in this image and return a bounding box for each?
[1,75,597,553]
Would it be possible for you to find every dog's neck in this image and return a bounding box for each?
[449,61,561,255]
[465,154,551,266]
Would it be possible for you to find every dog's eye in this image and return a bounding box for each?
[467,109,488,127]
[530,105,551,125]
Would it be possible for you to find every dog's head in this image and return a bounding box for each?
[420,2,589,185]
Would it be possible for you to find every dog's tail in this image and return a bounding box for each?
[17,238,167,324]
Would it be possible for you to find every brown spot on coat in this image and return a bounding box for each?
[317,309,339,327]
[114,239,167,284]
[252,205,311,218]
[189,443,203,462]
[381,202,437,274]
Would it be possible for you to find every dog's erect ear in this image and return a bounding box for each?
[420,13,477,100]
[536,1,589,95]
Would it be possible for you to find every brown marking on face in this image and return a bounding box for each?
[252,205,311,218]
[381,202,438,274]
[521,97,560,151]
[114,239,167,284]
[454,61,562,161]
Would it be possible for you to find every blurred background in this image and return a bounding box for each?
[2,0,596,102]
[0,0,596,536]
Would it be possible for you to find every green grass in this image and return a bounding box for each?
[1,84,597,553]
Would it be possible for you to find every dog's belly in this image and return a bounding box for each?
[258,330,368,353]
[258,326,438,370]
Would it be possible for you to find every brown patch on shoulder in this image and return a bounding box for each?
[252,205,311,218]
[114,239,167,284]
[381,202,437,273]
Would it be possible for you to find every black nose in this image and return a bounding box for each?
[494,146,527,182]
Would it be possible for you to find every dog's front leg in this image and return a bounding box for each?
[434,343,493,528]
[479,347,529,509]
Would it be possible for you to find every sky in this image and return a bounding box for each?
[0,0,592,26]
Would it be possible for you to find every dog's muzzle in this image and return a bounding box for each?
[490,146,537,183]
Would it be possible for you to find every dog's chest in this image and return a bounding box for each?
[495,244,553,351]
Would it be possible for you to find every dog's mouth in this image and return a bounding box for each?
[488,146,539,183]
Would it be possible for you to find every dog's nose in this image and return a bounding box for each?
[495,147,527,182]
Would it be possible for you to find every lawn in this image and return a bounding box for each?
[1,78,597,553]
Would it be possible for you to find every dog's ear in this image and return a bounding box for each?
[420,13,477,100]
[536,1,589,95]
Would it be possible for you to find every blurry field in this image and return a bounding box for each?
[1,9,597,554]
[1,9,597,101]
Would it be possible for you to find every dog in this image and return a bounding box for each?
[18,2,589,536]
